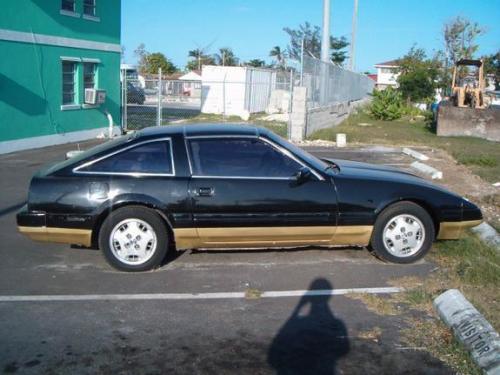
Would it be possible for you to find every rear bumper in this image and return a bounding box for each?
[437,220,483,240]
[17,206,92,247]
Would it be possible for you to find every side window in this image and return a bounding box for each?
[62,61,77,105]
[83,62,97,90]
[78,141,173,175]
[83,0,97,16]
[187,138,302,178]
[61,0,76,12]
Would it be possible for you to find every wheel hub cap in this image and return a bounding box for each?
[383,214,425,257]
[109,219,157,265]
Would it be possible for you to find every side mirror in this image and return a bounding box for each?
[295,167,312,183]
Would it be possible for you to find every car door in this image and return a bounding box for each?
[186,135,339,248]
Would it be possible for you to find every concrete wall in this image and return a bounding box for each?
[437,102,500,142]
[290,85,370,140]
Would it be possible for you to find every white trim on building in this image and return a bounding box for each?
[0,28,121,52]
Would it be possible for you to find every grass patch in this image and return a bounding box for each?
[401,319,481,375]
[453,153,498,167]
[309,110,500,183]
[362,232,499,374]
[346,293,400,316]
[357,326,382,341]
[128,111,289,138]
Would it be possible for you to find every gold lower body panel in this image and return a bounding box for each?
[174,225,373,250]
[437,220,483,240]
[17,226,92,247]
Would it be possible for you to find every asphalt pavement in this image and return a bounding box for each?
[0,140,451,374]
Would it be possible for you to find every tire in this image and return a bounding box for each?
[370,201,435,264]
[98,206,169,272]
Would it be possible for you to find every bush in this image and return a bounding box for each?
[370,87,404,120]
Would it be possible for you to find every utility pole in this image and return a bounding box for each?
[300,37,304,85]
[320,0,330,63]
[349,0,358,71]
[222,51,226,66]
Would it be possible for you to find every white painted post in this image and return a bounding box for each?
[157,67,162,127]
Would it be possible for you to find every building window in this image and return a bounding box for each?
[61,0,75,12]
[83,0,96,17]
[62,61,76,105]
[83,63,97,90]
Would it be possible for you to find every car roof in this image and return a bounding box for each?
[138,123,269,139]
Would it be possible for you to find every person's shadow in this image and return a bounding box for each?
[267,278,350,374]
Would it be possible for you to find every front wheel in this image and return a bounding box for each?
[99,206,169,272]
[370,202,435,264]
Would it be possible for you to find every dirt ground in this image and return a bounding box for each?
[409,146,500,229]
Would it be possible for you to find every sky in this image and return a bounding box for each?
[121,0,500,73]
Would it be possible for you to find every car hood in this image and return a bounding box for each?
[323,158,461,196]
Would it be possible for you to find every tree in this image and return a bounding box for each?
[283,22,349,65]
[397,46,440,103]
[370,87,404,120]
[269,46,287,67]
[444,16,484,65]
[187,48,215,71]
[214,47,239,66]
[134,43,149,74]
[134,44,178,75]
[145,53,178,75]
[245,59,266,68]
[330,36,349,65]
[482,51,500,90]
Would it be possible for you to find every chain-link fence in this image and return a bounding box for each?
[121,58,374,136]
[121,67,294,132]
[300,55,374,109]
[122,74,202,131]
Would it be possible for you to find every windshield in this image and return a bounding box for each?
[265,132,330,172]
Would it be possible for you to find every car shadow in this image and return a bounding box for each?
[190,245,364,255]
[267,278,350,374]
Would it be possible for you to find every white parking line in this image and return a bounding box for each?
[0,287,403,302]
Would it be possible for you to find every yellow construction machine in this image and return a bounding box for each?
[451,59,486,109]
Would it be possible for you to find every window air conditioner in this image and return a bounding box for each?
[85,89,107,105]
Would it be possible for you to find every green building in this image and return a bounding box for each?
[0,0,121,154]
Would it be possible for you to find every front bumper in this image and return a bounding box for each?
[17,206,92,247]
[437,220,483,239]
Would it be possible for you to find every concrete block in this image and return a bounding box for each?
[402,147,429,161]
[471,222,500,248]
[410,161,443,179]
[336,134,347,147]
[434,289,500,374]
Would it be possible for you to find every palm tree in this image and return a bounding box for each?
[214,48,239,66]
[188,48,205,70]
[269,46,286,67]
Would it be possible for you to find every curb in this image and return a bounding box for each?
[434,289,500,374]
[410,161,443,179]
[472,222,500,249]
[402,147,429,161]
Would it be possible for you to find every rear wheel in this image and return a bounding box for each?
[99,206,169,272]
[370,202,435,263]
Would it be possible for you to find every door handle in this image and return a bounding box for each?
[196,187,214,197]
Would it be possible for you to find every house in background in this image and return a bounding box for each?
[0,0,121,154]
[374,60,401,90]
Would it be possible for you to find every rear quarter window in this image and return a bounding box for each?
[77,140,174,175]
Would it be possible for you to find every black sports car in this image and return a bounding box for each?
[17,124,482,271]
